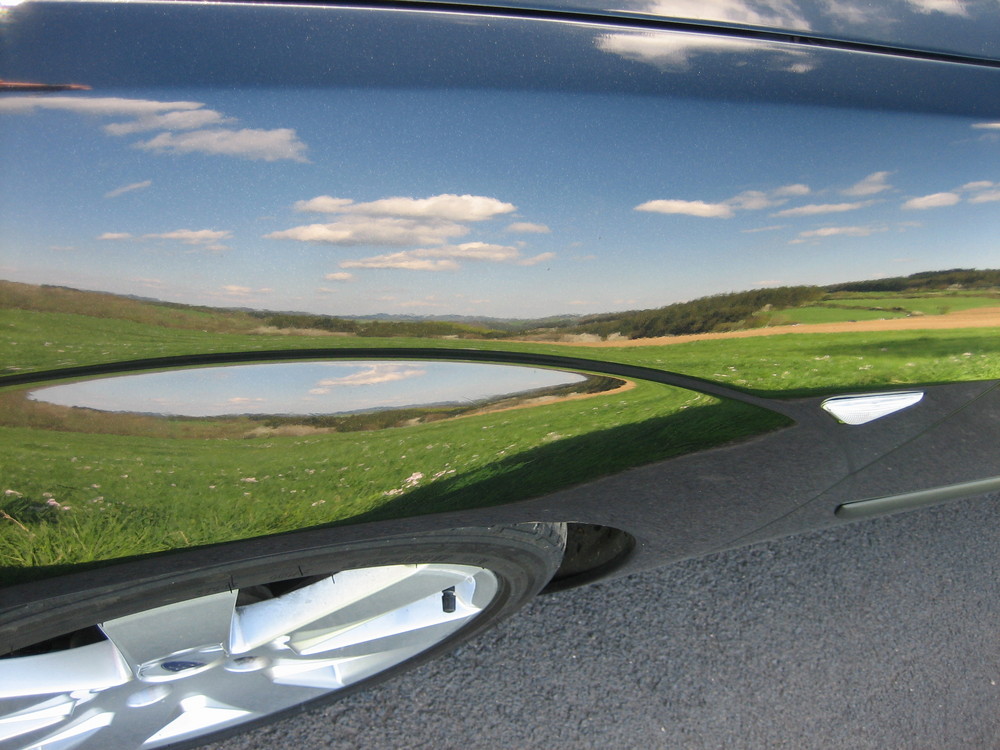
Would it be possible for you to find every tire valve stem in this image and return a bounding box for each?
[441,587,456,614]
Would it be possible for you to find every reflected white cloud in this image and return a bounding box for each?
[842,171,894,197]
[0,96,204,116]
[270,193,552,273]
[773,200,876,217]
[772,184,811,197]
[902,192,961,209]
[518,252,556,266]
[317,364,427,388]
[802,225,882,237]
[293,197,356,213]
[104,180,152,199]
[144,229,232,245]
[323,272,354,281]
[0,96,308,162]
[972,122,1000,130]
[99,228,232,252]
[341,253,460,271]
[956,181,1000,204]
[135,128,308,163]
[637,183,811,219]
[822,0,890,25]
[790,225,886,242]
[597,31,816,73]
[272,194,523,246]
[266,216,469,247]
[969,190,1000,204]
[636,0,811,29]
[728,191,780,211]
[103,109,234,136]
[627,0,976,27]
[219,285,272,297]
[905,0,967,16]
[741,224,787,233]
[506,222,551,234]
[635,199,734,218]
[417,242,521,262]
[294,194,515,222]
[340,241,548,271]
[314,364,427,390]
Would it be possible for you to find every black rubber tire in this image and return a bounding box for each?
[0,523,566,750]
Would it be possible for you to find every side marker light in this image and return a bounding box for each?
[821,391,924,425]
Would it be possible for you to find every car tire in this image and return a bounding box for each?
[0,522,566,750]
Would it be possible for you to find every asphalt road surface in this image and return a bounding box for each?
[211,494,1000,750]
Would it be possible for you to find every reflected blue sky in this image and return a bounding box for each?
[1,4,998,319]
[28,362,588,417]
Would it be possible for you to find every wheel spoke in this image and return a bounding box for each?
[0,696,76,743]
[265,655,346,690]
[278,565,484,654]
[176,668,327,716]
[289,589,482,656]
[99,591,238,671]
[229,576,340,654]
[230,567,421,654]
[87,694,184,750]
[14,709,114,750]
[232,565,470,655]
[0,640,131,698]
[267,647,418,689]
[141,696,252,747]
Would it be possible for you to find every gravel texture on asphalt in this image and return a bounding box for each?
[210,494,1000,750]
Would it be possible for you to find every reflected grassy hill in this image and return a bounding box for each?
[556,269,1000,339]
[0,378,788,580]
[5,270,1000,359]
[3,276,1000,395]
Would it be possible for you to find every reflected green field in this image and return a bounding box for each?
[773,307,908,324]
[774,295,999,324]
[5,307,1000,393]
[821,295,1000,315]
[0,378,788,581]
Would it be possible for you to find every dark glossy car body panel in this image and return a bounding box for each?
[2,0,1000,656]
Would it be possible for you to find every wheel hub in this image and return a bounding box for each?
[136,645,225,683]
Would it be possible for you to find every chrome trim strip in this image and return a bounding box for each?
[835,477,1000,520]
